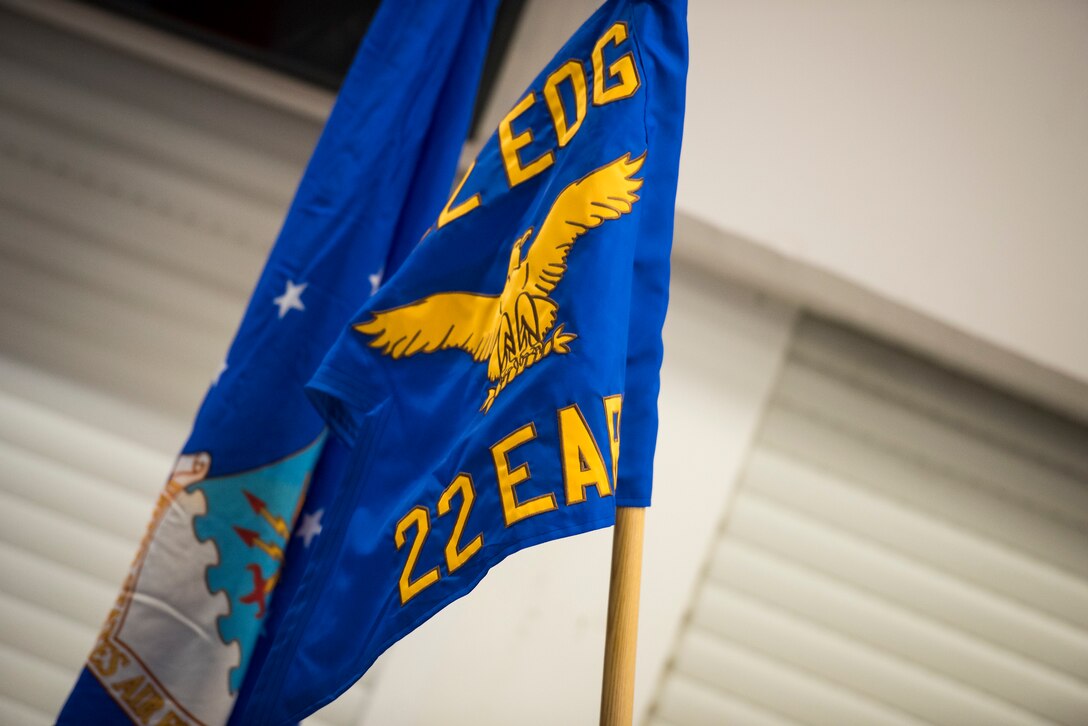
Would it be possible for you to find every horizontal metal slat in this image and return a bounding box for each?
[0,489,135,585]
[0,388,171,497]
[0,590,96,673]
[771,360,1088,527]
[0,542,117,629]
[709,539,1088,724]
[725,494,1088,681]
[0,250,226,374]
[0,9,317,186]
[1,201,244,334]
[691,585,1051,726]
[644,718,681,726]
[0,440,153,543]
[0,694,53,726]
[653,675,799,726]
[757,411,1088,577]
[0,355,187,453]
[742,448,1088,630]
[0,304,210,419]
[0,641,77,719]
[672,630,926,726]
[0,149,265,297]
[791,318,1088,479]
[0,55,301,209]
[0,98,282,244]
[0,8,322,169]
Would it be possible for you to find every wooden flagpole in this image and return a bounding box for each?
[599,506,646,726]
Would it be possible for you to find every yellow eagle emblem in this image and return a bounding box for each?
[356,151,644,412]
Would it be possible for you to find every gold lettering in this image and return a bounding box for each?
[112,676,142,700]
[558,404,612,504]
[592,23,641,105]
[437,160,482,228]
[602,394,623,488]
[491,423,557,526]
[394,506,440,604]
[437,473,483,573]
[498,93,555,188]
[543,60,588,147]
[129,685,164,724]
[111,676,164,725]
[89,637,129,677]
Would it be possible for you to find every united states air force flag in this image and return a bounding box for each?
[231,0,688,723]
[56,1,500,724]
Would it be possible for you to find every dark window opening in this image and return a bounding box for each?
[75,0,526,138]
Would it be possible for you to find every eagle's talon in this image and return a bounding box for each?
[550,324,577,355]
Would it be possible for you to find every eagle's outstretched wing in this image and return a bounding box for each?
[354,291,500,361]
[522,152,644,298]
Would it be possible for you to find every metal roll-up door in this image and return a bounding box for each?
[649,315,1088,726]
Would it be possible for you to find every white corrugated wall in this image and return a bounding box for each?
[649,317,1088,726]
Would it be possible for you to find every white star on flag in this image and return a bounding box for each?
[294,509,324,548]
[273,280,307,319]
[368,268,383,297]
[213,360,228,385]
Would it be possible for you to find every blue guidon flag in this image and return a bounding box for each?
[231,0,688,722]
[57,1,501,724]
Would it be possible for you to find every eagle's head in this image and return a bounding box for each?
[506,228,533,281]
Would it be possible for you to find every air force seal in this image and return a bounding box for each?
[85,438,321,725]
